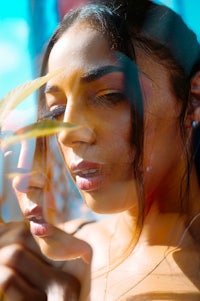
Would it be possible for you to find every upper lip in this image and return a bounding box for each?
[24,205,44,221]
[70,160,103,176]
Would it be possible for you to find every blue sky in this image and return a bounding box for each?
[0,1,31,98]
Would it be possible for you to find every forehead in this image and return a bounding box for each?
[48,21,117,72]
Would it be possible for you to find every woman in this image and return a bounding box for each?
[9,0,200,300]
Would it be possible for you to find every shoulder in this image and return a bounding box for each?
[62,218,96,235]
[73,215,120,268]
[62,215,117,239]
[75,214,119,240]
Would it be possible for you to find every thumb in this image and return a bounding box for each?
[33,223,92,264]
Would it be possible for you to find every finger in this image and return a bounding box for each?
[0,222,43,257]
[33,224,92,264]
[46,272,81,301]
[63,259,91,301]
[0,244,81,300]
[17,139,36,171]
[0,264,46,301]
[0,244,51,290]
[36,230,92,301]
[0,222,29,243]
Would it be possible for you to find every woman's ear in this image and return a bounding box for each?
[185,71,200,128]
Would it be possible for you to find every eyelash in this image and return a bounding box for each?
[42,106,66,120]
[93,92,126,106]
[42,92,126,120]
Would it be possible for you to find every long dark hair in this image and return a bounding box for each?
[134,2,200,210]
[114,0,200,211]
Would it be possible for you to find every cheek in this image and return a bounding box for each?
[57,143,74,171]
[111,134,135,163]
[104,111,135,161]
[13,189,27,215]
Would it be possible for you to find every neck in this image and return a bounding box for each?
[139,204,188,246]
[142,163,200,246]
[185,165,200,242]
[105,208,140,268]
[145,160,190,214]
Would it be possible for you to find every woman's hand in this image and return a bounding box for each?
[0,221,81,301]
[33,222,92,301]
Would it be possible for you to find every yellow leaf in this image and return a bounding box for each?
[2,120,79,147]
[0,69,62,125]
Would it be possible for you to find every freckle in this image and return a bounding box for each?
[139,74,153,99]
[146,166,152,172]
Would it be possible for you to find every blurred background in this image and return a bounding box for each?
[0,0,200,221]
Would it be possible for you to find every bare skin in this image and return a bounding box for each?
[74,206,200,300]
[0,221,81,301]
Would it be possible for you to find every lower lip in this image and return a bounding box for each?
[75,174,105,191]
[30,219,52,237]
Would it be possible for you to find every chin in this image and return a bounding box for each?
[82,179,139,214]
[82,191,129,215]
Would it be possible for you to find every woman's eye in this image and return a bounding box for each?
[42,106,66,121]
[94,92,126,106]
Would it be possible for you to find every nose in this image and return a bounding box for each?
[58,103,96,147]
[12,138,46,193]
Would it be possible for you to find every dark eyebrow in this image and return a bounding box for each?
[44,65,124,93]
[81,65,124,83]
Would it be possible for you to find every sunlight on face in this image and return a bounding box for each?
[46,21,140,214]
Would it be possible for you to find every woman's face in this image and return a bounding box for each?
[44,21,138,214]
[13,20,187,224]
